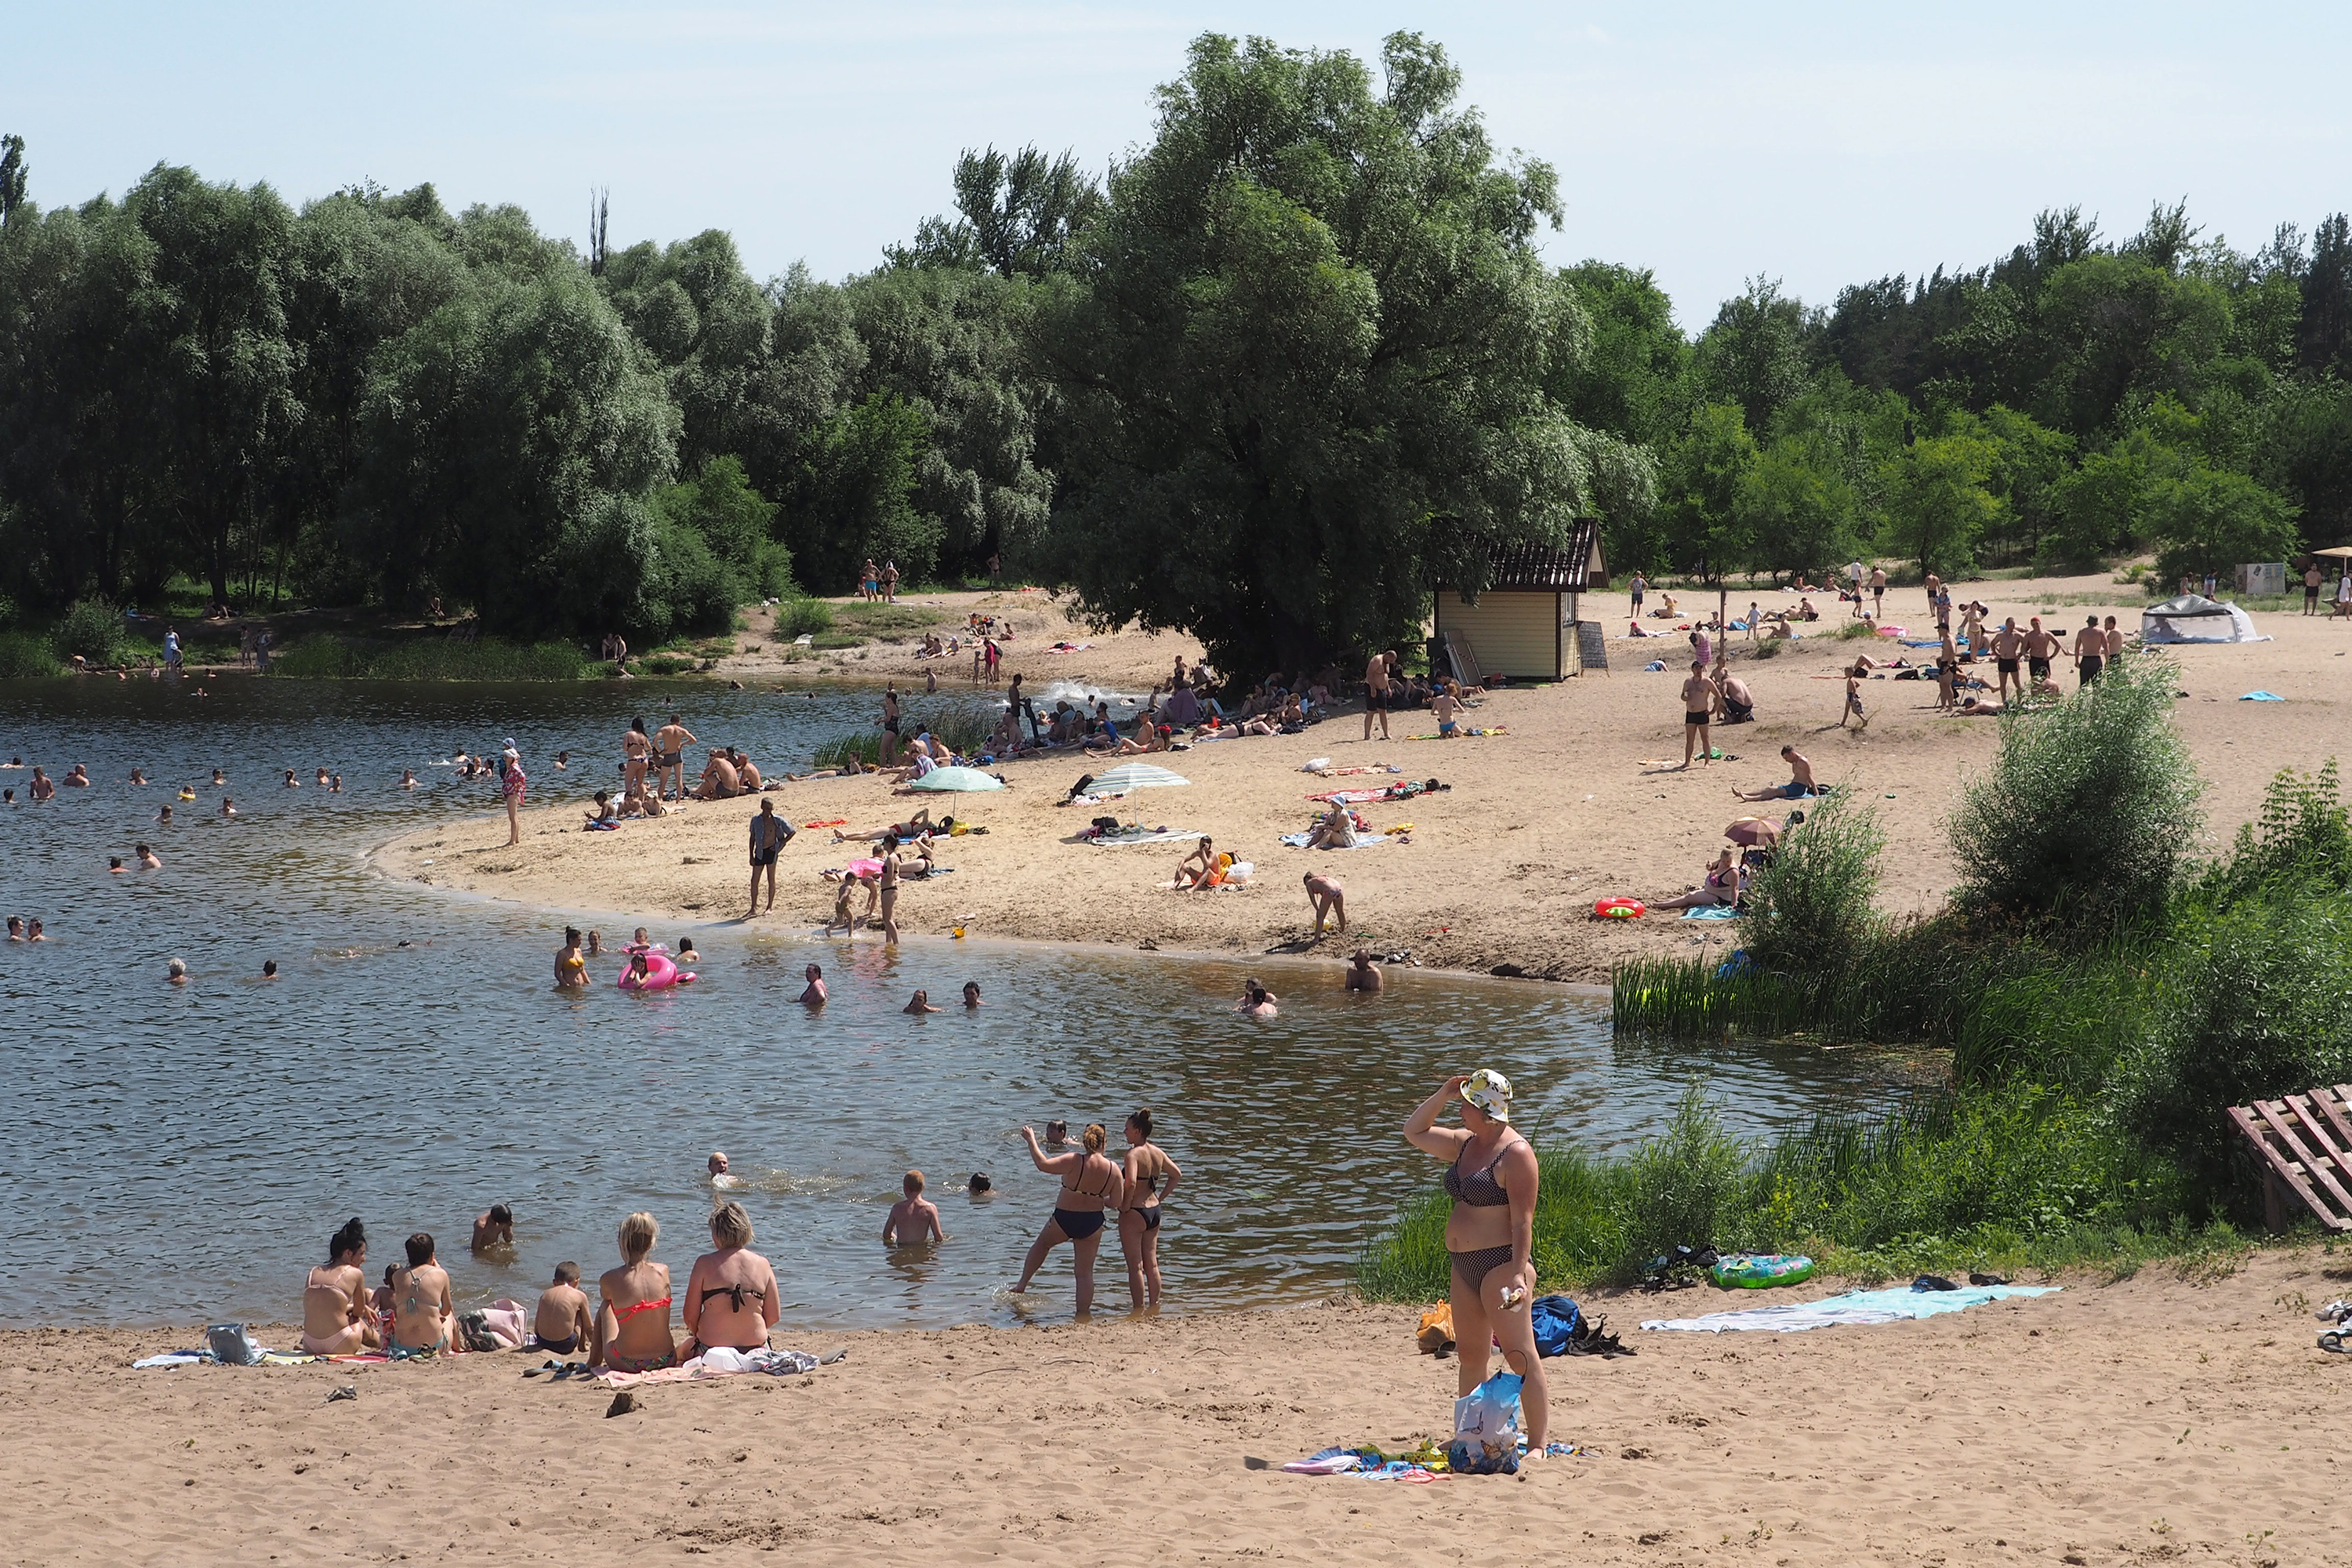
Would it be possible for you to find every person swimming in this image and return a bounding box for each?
[709,1151,742,1189]
[555,927,589,989]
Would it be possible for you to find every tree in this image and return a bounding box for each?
[1880,434,2000,575]
[0,135,27,227]
[654,453,792,603]
[786,392,937,594]
[2149,466,2299,586]
[1038,31,1613,678]
[1657,403,1756,584]
[2045,423,2190,566]
[891,146,1102,279]
[1690,278,1813,436]
[1740,434,1859,583]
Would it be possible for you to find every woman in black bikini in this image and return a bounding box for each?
[682,1200,779,1356]
[1009,1122,1127,1312]
[1403,1069,1550,1454]
[1117,1109,1183,1310]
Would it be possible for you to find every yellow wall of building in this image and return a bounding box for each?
[1436,590,1563,680]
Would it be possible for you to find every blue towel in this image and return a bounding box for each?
[1643,660,1667,672]
[1680,903,1742,920]
[2240,691,2285,701]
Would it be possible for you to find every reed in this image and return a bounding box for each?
[808,706,993,771]
[270,635,598,681]
[0,630,60,677]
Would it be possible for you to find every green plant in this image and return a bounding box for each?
[1615,1085,1752,1274]
[54,597,126,664]
[1744,786,1886,980]
[809,706,992,770]
[2197,762,2352,902]
[1751,637,1782,659]
[270,635,597,681]
[1833,619,1880,640]
[0,630,60,677]
[1947,652,2201,938]
[775,598,836,639]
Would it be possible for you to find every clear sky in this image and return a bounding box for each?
[15,2,2350,331]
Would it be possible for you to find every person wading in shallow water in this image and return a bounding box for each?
[1008,1122,1126,1314]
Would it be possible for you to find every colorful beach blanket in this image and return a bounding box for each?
[595,1347,824,1387]
[1640,1283,2058,1334]
[1083,827,1203,846]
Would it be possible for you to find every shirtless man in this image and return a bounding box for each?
[135,842,162,869]
[2023,616,2060,691]
[532,1263,594,1355]
[473,1204,514,1254]
[2103,615,2125,661]
[2072,615,2105,687]
[695,748,739,800]
[28,767,53,801]
[1715,671,1755,724]
[883,1171,949,1245]
[1868,564,1886,619]
[300,1219,381,1354]
[1362,650,1396,742]
[655,714,697,801]
[1988,618,2025,706]
[1304,871,1347,935]
[390,1232,455,1354]
[1679,662,1715,768]
[63,764,90,787]
[1735,745,1817,801]
[798,964,827,1007]
[732,750,763,790]
[1346,949,1385,992]
[747,798,791,916]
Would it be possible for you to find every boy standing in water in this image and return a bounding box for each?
[472,1204,514,1253]
[882,1171,949,1245]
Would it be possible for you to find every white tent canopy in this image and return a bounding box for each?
[2141,594,2270,644]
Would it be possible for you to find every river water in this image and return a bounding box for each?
[0,676,1918,1331]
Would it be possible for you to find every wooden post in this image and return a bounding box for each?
[2265,1167,2286,1233]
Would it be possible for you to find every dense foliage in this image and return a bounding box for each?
[5,38,2350,659]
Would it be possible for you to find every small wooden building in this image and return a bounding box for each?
[1433,523,1605,682]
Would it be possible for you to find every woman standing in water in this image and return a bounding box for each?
[1008,1122,1125,1312]
[1402,1070,1548,1453]
[1118,1109,1181,1309]
[500,746,526,847]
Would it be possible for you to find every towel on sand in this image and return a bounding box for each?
[1679,904,1742,920]
[596,1347,823,1386]
[1641,1284,2058,1334]
[1279,832,1393,849]
[1085,827,1203,846]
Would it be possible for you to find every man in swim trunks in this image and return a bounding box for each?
[746,798,792,916]
[2024,616,2058,688]
[1715,671,1755,724]
[1868,564,1886,619]
[1988,618,2024,706]
[1679,662,1715,768]
[2103,615,2124,661]
[2073,615,2105,686]
[533,1262,593,1354]
[1346,948,1385,992]
[695,747,739,800]
[1734,745,1816,801]
[390,1232,454,1355]
[655,714,696,801]
[1363,650,1395,742]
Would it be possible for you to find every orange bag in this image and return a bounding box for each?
[1416,1302,1455,1354]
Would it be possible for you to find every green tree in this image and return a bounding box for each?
[890,145,1102,279]
[653,453,792,601]
[1657,403,1756,584]
[2149,466,2299,585]
[1880,433,2000,575]
[1690,278,1813,436]
[788,392,938,594]
[1040,31,1618,677]
[1740,434,1859,583]
[0,135,27,227]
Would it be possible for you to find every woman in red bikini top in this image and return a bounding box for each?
[597,1210,677,1372]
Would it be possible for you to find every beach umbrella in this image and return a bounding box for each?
[2312,546,2352,559]
[1725,817,1781,847]
[1090,762,1190,791]
[905,765,1005,793]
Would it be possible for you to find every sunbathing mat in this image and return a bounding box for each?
[594,1346,825,1386]
[1279,832,1396,848]
[1307,786,1424,804]
[1404,726,1507,739]
[1679,905,1742,920]
[1084,828,1203,846]
[1641,1283,2058,1334]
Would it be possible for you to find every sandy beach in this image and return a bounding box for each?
[376,572,2352,984]
[8,1245,2346,1566]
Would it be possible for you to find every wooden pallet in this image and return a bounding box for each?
[1442,629,1486,691]
[2228,1084,2352,1232]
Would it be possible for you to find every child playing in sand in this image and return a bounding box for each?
[533,1262,593,1355]
[1841,662,1869,731]
[882,1171,949,1245]
[824,877,858,935]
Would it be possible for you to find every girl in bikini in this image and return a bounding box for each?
[595,1211,677,1371]
[682,1201,780,1357]
[1402,1069,1551,1454]
[1118,1109,1183,1310]
[1009,1122,1127,1313]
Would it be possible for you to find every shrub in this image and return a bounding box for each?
[55,597,126,664]
[0,630,60,677]
[1947,652,2201,938]
[270,635,597,681]
[1613,1085,1751,1275]
[1744,786,1886,981]
[775,598,835,640]
[2196,762,2352,903]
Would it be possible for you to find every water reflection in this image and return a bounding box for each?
[0,677,1921,1330]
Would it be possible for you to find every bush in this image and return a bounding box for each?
[1744,786,1886,980]
[2196,762,2352,904]
[1614,1086,1751,1275]
[55,597,126,664]
[775,598,835,640]
[0,630,60,677]
[270,635,597,681]
[1947,652,2201,938]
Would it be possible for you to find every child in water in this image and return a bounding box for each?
[882,1171,949,1246]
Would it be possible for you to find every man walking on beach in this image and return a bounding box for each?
[1679,661,1715,769]
[1868,564,1886,621]
[1629,571,1646,619]
[1362,650,1395,742]
[2307,562,2325,615]
[748,797,792,916]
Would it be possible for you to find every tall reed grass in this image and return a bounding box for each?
[808,706,993,770]
[270,635,599,681]
[0,630,61,677]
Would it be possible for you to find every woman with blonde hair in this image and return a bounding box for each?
[594,1211,677,1371]
[1008,1121,1125,1312]
[683,1201,779,1357]
[1403,1070,1549,1453]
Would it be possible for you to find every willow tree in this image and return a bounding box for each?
[1038,31,1640,680]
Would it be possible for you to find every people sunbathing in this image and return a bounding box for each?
[1652,848,1744,909]
[1174,837,1225,889]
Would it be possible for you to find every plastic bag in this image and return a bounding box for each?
[1446,1371,1523,1475]
[206,1323,265,1366]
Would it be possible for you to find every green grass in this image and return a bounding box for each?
[809,707,993,770]
[828,602,947,640]
[774,598,836,640]
[270,634,599,681]
[0,630,60,677]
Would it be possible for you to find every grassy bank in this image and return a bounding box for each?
[1359,657,2352,1297]
[269,634,601,681]
[808,706,992,770]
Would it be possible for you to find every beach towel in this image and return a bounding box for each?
[1640,1283,2058,1334]
[1679,904,1742,920]
[1406,726,1506,739]
[802,818,848,829]
[1308,783,1425,804]
[1279,832,1394,848]
[2240,691,2285,701]
[595,1346,823,1386]
[1279,1447,1439,1482]
[1085,827,1203,846]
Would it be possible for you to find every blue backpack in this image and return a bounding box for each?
[1529,1294,1583,1357]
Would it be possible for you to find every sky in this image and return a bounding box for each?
[14,2,2351,331]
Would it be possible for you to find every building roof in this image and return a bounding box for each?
[1454,521,1602,593]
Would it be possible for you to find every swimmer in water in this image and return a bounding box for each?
[263,960,278,979]
[315,767,330,786]
[109,857,125,873]
[555,927,589,988]
[135,843,162,870]
[399,769,416,789]
[129,768,148,786]
[5,917,20,941]
[675,937,699,966]
[175,783,194,800]
[903,989,942,1015]
[1237,978,1277,1018]
[709,1152,742,1189]
[154,804,172,825]
[26,919,45,942]
[220,797,236,816]
[797,964,826,1007]
[584,929,604,956]
[629,927,652,953]
[284,770,299,788]
[210,768,224,786]
[167,956,187,985]
[963,981,982,1008]
[554,750,570,770]
[883,1170,949,1245]
[330,774,343,793]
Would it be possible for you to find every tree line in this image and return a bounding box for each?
[3,33,2349,678]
